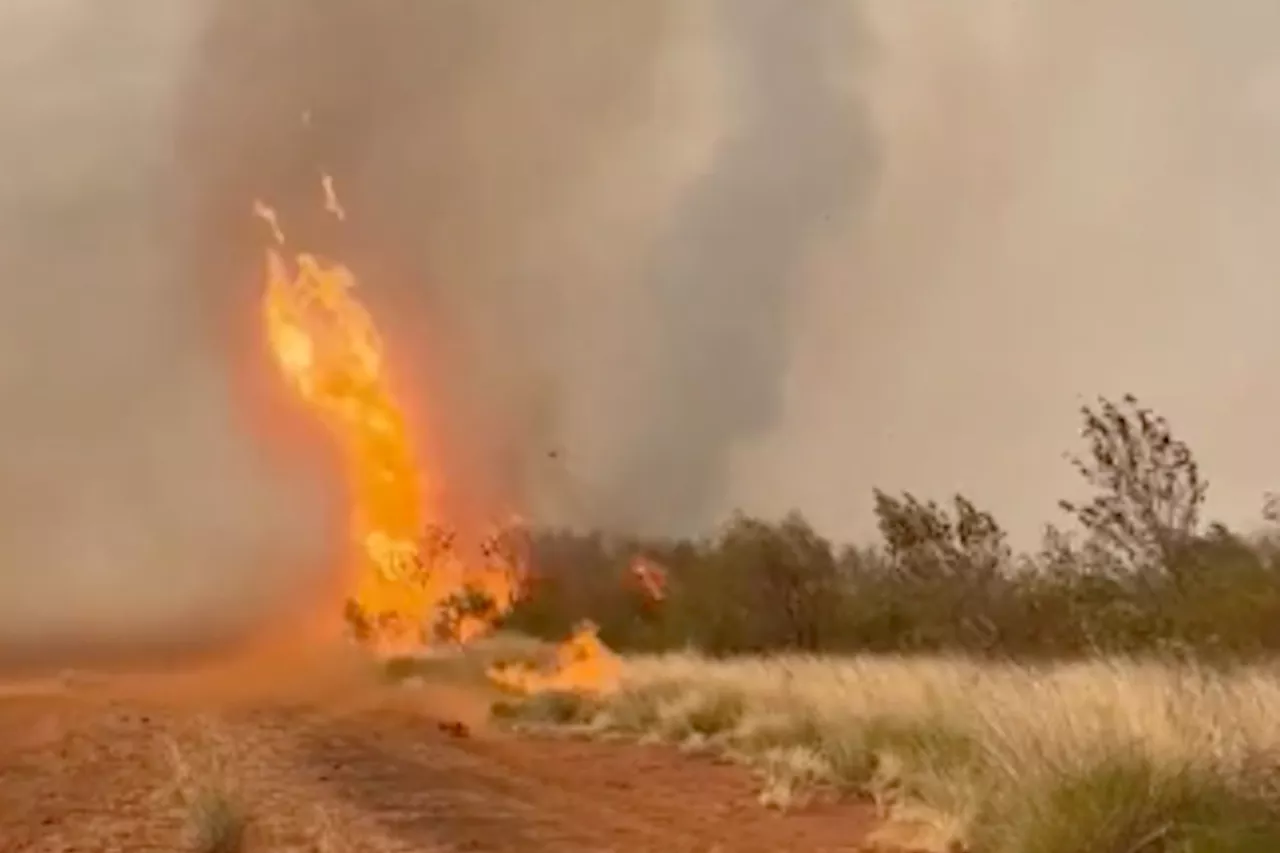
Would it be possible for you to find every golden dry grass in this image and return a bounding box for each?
[498,653,1280,853]
[163,721,251,853]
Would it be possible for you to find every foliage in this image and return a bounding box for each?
[503,394,1280,660]
[1059,394,1207,576]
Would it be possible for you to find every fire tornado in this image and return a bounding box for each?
[256,181,522,652]
[254,177,625,694]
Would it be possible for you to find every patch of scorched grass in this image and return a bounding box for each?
[494,652,1280,852]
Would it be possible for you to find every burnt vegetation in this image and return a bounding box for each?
[503,394,1280,659]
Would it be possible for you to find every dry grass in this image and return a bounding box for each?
[497,653,1280,853]
[162,722,250,853]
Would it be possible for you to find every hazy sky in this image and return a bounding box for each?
[735,1,1280,544]
[4,0,1280,649]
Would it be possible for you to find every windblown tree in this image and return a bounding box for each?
[1059,394,1206,576]
[873,490,1011,580]
[872,490,1010,650]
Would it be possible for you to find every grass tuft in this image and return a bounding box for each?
[162,723,250,853]
[980,749,1280,853]
[186,788,249,853]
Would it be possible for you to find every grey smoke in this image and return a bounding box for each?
[175,0,681,531]
[173,0,868,538]
[0,1,336,662]
[596,0,874,535]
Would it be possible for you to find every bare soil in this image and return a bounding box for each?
[0,651,889,853]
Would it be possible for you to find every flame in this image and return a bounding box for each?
[487,621,621,695]
[483,560,667,696]
[257,176,626,694]
[257,179,523,652]
[630,556,668,603]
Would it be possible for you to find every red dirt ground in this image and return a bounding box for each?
[0,651,896,853]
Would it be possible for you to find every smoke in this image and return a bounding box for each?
[173,0,872,538]
[0,1,338,663]
[175,1,696,531]
[598,1,873,534]
[733,0,1280,544]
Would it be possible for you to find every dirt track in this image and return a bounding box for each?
[0,663,884,853]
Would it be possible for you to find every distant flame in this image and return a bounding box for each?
[630,556,668,603]
[487,621,621,695]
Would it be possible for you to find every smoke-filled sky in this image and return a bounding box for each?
[4,0,1280,649]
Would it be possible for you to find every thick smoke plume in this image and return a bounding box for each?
[176,1,684,533]
[595,0,873,534]
[173,0,869,539]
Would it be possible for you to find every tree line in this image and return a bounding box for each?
[501,395,1280,660]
